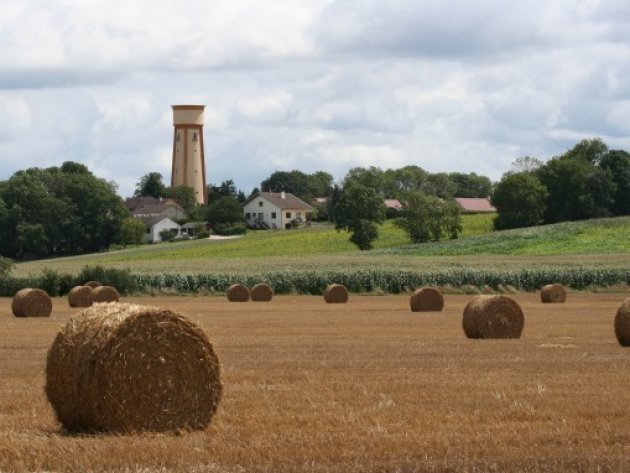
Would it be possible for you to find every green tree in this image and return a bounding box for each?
[394,192,462,243]
[329,182,385,250]
[510,156,544,173]
[207,195,246,236]
[537,155,615,223]
[120,217,146,246]
[449,172,493,198]
[167,185,197,211]
[0,163,128,259]
[134,172,167,198]
[562,138,608,165]
[491,173,548,229]
[599,149,630,216]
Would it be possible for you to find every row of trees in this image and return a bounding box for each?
[0,162,129,259]
[492,139,630,229]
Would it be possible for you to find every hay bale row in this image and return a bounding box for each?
[323,284,348,303]
[226,283,274,302]
[68,285,119,308]
[45,302,222,433]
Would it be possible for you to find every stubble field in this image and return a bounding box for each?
[1,293,630,472]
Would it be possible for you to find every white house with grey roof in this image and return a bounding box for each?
[242,192,313,230]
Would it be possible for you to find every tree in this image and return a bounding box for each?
[207,195,246,236]
[491,173,548,230]
[599,149,630,216]
[449,172,492,198]
[120,217,146,246]
[329,182,385,250]
[0,163,128,259]
[134,172,167,198]
[510,156,544,173]
[166,185,197,211]
[260,170,333,201]
[562,138,608,165]
[394,192,462,243]
[536,155,615,223]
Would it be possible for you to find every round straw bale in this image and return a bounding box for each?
[92,286,120,303]
[12,288,52,317]
[68,286,94,308]
[462,295,524,339]
[250,283,273,302]
[409,287,444,312]
[614,298,630,347]
[323,284,348,303]
[226,284,250,302]
[84,281,102,288]
[45,303,222,433]
[540,284,567,303]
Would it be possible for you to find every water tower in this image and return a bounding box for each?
[171,105,207,205]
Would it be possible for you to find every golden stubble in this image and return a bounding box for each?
[1,293,629,472]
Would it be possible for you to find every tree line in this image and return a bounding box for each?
[492,139,630,229]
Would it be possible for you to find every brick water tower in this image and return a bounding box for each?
[171,105,207,205]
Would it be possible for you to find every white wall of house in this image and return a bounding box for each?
[243,197,308,229]
[146,217,181,243]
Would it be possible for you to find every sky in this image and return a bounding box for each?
[1,0,629,198]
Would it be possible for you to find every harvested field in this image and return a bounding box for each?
[1,293,630,472]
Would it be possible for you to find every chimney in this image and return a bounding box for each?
[281,191,286,199]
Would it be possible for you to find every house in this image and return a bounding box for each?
[383,199,403,211]
[137,215,181,243]
[455,197,496,213]
[243,191,313,229]
[125,196,188,221]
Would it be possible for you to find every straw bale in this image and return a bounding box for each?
[409,287,444,312]
[92,286,120,303]
[12,288,52,317]
[68,286,93,308]
[226,284,250,302]
[45,303,222,433]
[462,295,524,339]
[540,284,567,303]
[84,281,102,288]
[614,298,630,347]
[250,283,273,302]
[323,284,348,303]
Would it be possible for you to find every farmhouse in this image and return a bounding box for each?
[455,197,496,214]
[136,215,181,243]
[243,191,313,229]
[125,197,189,243]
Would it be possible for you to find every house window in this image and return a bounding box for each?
[259,201,263,207]
[271,212,276,219]
[286,212,292,218]
[245,213,250,219]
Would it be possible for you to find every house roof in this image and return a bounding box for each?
[384,199,403,210]
[244,192,313,211]
[137,215,180,228]
[126,196,184,213]
[455,197,496,213]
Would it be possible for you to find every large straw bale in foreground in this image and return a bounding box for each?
[92,286,120,303]
[409,287,444,312]
[226,284,250,302]
[462,295,524,339]
[67,286,93,308]
[250,283,273,302]
[614,298,630,347]
[540,284,567,303]
[323,284,349,303]
[45,303,222,433]
[12,288,52,317]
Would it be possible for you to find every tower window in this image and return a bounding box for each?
[192,132,198,142]
[177,132,181,142]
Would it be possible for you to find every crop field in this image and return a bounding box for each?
[1,293,630,472]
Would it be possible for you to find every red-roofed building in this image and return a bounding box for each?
[455,197,496,213]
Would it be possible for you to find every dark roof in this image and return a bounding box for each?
[126,197,185,213]
[125,196,161,211]
[455,197,496,213]
[137,215,179,228]
[245,192,313,211]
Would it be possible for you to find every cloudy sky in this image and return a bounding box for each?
[1,0,629,198]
